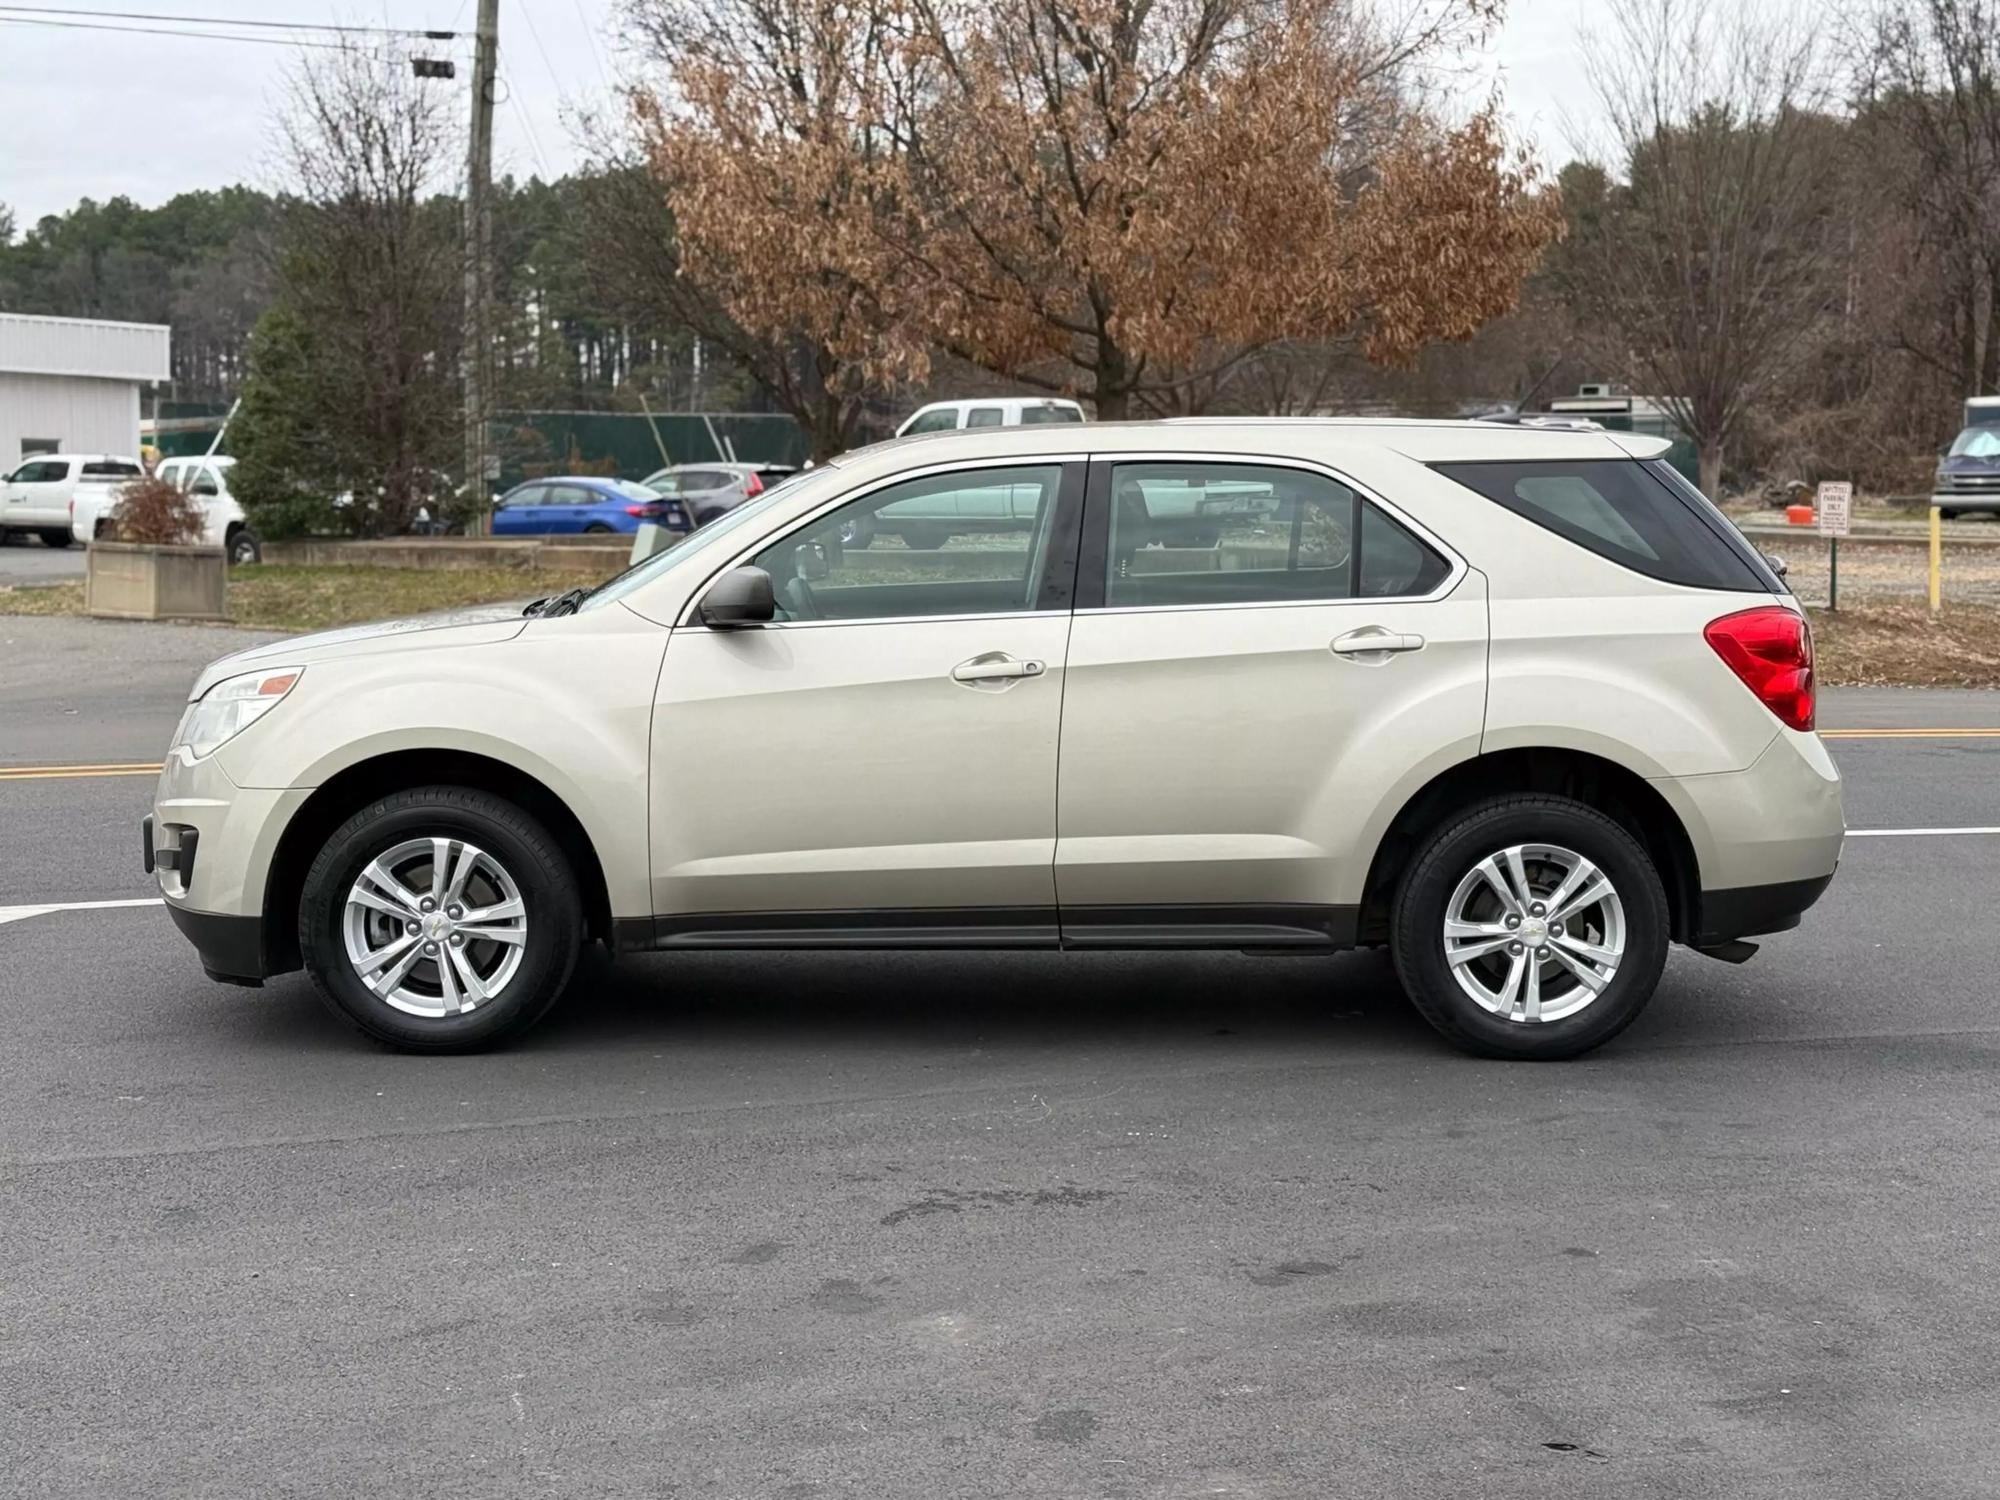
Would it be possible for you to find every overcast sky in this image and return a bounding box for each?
[0,0,1606,229]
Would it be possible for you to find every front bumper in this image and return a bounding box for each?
[149,746,310,982]
[1932,490,2000,512]
[165,902,271,986]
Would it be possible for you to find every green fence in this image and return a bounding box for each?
[493,411,806,488]
[141,406,810,483]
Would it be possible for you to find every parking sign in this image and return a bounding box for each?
[1816,481,1853,537]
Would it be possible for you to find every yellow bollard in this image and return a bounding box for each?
[1930,505,1943,616]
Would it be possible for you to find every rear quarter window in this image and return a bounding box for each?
[1431,459,1778,593]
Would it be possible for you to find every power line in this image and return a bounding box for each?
[0,13,372,47]
[0,3,453,37]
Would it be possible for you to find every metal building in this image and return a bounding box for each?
[0,313,171,471]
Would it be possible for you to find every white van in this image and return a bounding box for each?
[72,454,263,563]
[0,454,144,547]
[895,397,1086,437]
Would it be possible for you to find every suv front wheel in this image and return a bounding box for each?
[299,786,584,1051]
[1391,796,1669,1060]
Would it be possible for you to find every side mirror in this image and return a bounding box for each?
[1762,551,1789,578]
[697,566,776,629]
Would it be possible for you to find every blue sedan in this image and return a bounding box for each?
[490,476,692,536]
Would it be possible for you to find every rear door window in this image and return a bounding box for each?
[1095,462,1452,609]
[1432,459,1777,592]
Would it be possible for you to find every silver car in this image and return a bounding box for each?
[642,462,800,526]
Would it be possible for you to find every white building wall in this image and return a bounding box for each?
[0,371,143,471]
[0,313,171,383]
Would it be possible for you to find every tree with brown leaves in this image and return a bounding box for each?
[628,0,1557,433]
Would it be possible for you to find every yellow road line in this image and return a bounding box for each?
[0,763,162,780]
[1821,728,2000,740]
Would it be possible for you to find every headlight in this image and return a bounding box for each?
[172,666,304,759]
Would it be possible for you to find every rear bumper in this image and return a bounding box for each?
[1693,873,1835,946]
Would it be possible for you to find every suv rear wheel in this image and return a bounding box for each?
[1390,796,1669,1060]
[299,786,584,1052]
[39,529,72,548]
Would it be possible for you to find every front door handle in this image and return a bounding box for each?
[952,653,1046,684]
[1331,627,1425,658]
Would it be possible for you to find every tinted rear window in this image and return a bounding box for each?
[1021,405,1084,425]
[1431,459,1777,593]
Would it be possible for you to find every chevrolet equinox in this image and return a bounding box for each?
[147,421,1844,1059]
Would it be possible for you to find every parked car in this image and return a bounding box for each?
[1,453,143,548]
[1933,422,2000,519]
[111,455,265,564]
[490,476,691,536]
[896,397,1086,437]
[148,419,1842,1060]
[639,463,800,526]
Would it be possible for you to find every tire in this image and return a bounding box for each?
[39,529,73,549]
[898,525,947,550]
[583,523,615,534]
[93,518,109,540]
[1940,508,1960,522]
[226,526,262,565]
[1390,795,1669,1061]
[298,786,584,1052]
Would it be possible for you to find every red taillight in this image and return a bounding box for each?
[624,505,648,517]
[743,473,764,497]
[1705,606,1815,732]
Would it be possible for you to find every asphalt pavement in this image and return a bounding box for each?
[0,533,88,586]
[5,617,2000,1499]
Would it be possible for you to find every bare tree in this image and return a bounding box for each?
[1563,0,1839,495]
[232,45,465,535]
[1861,0,2000,398]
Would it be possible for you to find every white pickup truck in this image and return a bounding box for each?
[1,454,144,547]
[69,454,262,563]
[847,470,1282,550]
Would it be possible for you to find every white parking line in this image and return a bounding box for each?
[1848,827,2000,838]
[0,897,163,928]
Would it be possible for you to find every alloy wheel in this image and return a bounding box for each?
[341,837,528,1018]
[1442,843,1626,1024]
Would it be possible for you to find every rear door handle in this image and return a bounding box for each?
[1331,627,1425,657]
[952,654,1046,683]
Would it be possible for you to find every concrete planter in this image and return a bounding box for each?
[85,541,229,622]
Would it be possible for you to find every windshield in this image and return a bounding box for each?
[1948,425,2000,459]
[578,464,848,613]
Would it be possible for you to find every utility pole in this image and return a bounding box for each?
[463,0,500,529]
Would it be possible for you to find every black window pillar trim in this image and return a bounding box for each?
[1074,458,1114,611]
[1032,461,1091,613]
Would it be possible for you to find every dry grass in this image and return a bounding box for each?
[1808,603,2000,688]
[0,565,609,633]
